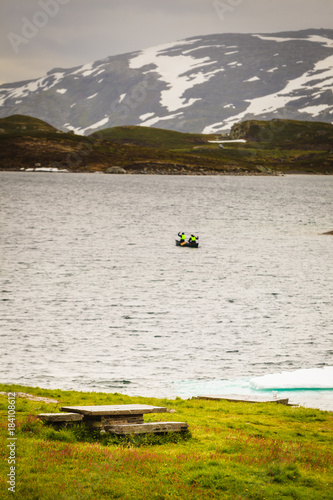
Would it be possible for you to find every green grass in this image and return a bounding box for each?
[0,384,332,499]
[89,125,215,150]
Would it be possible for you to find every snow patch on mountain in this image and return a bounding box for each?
[65,116,110,135]
[140,111,184,127]
[301,104,331,116]
[71,63,98,77]
[1,30,332,134]
[254,35,303,43]
[0,71,65,105]
[244,76,260,82]
[254,33,333,48]
[182,44,224,55]
[203,45,333,133]
[140,112,155,121]
[129,39,224,112]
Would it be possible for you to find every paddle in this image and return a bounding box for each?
[180,240,187,246]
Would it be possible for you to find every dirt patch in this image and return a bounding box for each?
[0,392,59,404]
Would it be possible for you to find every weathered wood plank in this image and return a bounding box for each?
[105,421,189,435]
[37,413,83,422]
[60,404,168,416]
[197,394,289,405]
[86,415,145,428]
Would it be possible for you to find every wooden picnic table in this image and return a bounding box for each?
[60,404,168,416]
[39,404,189,435]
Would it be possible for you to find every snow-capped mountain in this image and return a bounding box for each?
[1,29,332,135]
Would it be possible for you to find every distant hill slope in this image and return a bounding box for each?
[89,125,215,149]
[0,29,332,135]
[0,115,332,174]
[0,115,58,134]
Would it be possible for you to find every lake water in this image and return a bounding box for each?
[1,172,332,410]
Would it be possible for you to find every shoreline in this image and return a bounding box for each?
[1,168,332,176]
[1,383,332,412]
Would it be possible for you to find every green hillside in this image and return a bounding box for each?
[90,125,215,149]
[0,114,87,145]
[0,115,332,174]
[0,115,58,135]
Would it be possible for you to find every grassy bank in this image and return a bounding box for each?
[0,384,332,499]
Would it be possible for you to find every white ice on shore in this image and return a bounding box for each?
[208,139,247,143]
[251,366,333,390]
[22,167,68,172]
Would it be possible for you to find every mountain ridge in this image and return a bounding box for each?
[0,29,332,135]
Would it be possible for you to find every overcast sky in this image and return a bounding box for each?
[0,0,332,84]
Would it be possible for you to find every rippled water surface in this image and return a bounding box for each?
[1,173,332,409]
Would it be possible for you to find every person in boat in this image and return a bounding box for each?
[178,232,186,242]
[188,234,198,245]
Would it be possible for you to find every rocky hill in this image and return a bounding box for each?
[0,29,332,135]
[230,119,333,149]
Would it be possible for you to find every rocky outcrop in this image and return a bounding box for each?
[105,166,126,174]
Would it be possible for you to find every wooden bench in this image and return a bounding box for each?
[104,421,188,435]
[37,412,83,423]
[197,394,289,405]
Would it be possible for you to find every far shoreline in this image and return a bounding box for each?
[1,382,332,413]
[1,168,333,176]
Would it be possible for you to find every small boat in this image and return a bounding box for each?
[175,240,199,248]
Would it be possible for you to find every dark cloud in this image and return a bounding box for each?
[0,0,332,83]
